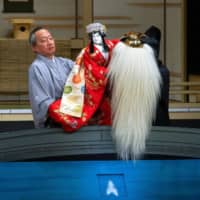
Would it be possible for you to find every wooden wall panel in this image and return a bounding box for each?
[0,39,71,96]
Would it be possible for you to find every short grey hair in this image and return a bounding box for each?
[29,26,44,46]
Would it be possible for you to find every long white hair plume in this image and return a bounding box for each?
[107,41,161,160]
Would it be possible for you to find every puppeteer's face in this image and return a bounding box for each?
[32,29,56,59]
[92,32,103,45]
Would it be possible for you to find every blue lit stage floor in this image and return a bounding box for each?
[0,159,200,200]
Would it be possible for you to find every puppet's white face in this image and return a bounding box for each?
[92,32,103,45]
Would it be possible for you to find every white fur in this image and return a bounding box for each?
[108,42,161,160]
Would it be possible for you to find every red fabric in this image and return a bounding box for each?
[48,39,118,132]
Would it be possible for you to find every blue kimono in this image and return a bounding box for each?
[28,54,74,128]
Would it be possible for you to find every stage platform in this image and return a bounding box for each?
[0,126,200,199]
[0,159,200,200]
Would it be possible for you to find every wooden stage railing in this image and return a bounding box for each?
[0,126,200,161]
[169,81,200,119]
[170,81,200,96]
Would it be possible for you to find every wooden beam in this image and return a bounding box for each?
[128,2,181,7]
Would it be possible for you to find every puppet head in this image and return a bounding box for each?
[86,22,109,53]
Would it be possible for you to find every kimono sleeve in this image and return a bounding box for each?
[28,64,55,128]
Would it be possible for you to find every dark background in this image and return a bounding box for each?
[187,0,200,75]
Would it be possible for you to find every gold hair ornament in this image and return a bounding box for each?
[120,32,145,48]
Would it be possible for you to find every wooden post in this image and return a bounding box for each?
[82,0,93,45]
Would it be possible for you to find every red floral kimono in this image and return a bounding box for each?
[48,39,118,132]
